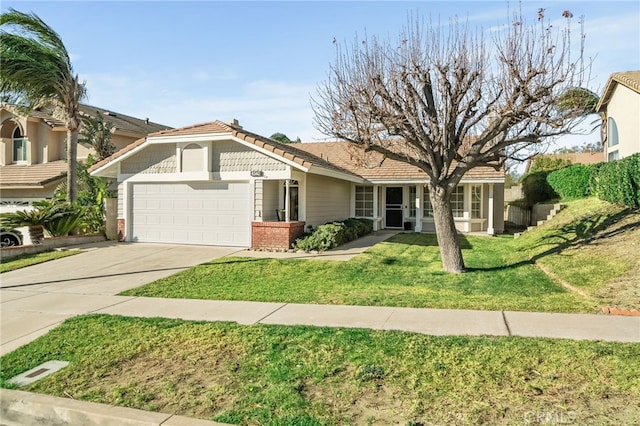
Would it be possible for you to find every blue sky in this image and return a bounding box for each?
[3,1,639,150]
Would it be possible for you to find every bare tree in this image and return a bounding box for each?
[313,8,590,273]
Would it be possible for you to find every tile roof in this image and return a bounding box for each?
[0,161,67,187]
[90,120,504,181]
[295,142,505,181]
[90,120,362,180]
[1,103,171,135]
[597,70,640,112]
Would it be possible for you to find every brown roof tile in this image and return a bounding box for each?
[296,142,504,181]
[90,120,503,181]
[0,161,67,187]
[597,70,640,112]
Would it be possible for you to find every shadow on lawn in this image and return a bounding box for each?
[385,233,473,249]
[468,207,636,273]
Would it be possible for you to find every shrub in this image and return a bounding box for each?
[547,164,594,200]
[294,218,373,252]
[521,171,558,207]
[593,153,640,208]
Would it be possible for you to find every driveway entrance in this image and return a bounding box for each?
[0,242,241,355]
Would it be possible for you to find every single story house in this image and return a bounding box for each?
[596,70,640,162]
[90,120,505,250]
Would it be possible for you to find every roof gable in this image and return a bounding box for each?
[89,120,362,181]
[597,70,640,112]
[90,120,504,182]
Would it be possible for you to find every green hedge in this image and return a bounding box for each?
[542,153,639,208]
[294,218,373,252]
[547,164,593,200]
[591,153,640,208]
[521,171,558,207]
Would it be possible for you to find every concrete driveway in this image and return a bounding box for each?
[0,241,242,355]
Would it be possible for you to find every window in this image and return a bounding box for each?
[12,126,27,163]
[451,185,464,218]
[471,185,482,219]
[355,185,374,217]
[608,117,619,147]
[608,150,619,162]
[409,186,416,217]
[423,187,434,217]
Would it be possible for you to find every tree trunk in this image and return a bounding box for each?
[430,187,465,273]
[28,224,45,244]
[66,129,78,202]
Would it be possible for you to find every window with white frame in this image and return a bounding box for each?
[451,185,464,217]
[471,185,482,219]
[423,187,434,217]
[608,117,619,147]
[355,185,374,217]
[12,126,27,163]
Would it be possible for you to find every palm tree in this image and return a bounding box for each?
[80,114,116,160]
[0,8,87,202]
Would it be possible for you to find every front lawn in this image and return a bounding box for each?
[122,198,638,313]
[2,315,638,424]
[0,250,79,274]
[122,232,593,313]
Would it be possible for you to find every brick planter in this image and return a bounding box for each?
[252,221,305,251]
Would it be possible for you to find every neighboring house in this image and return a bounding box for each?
[0,103,171,208]
[90,120,505,250]
[596,70,640,162]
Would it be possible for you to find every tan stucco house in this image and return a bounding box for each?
[90,120,505,250]
[0,103,171,207]
[596,71,640,162]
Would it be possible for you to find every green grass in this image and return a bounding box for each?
[1,315,638,424]
[0,250,79,273]
[122,197,638,313]
[122,234,593,313]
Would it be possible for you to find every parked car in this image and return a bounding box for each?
[0,228,23,247]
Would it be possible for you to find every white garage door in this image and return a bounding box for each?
[131,182,250,246]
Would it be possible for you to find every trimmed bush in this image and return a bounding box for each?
[547,164,593,200]
[294,218,373,252]
[521,171,558,207]
[593,153,640,208]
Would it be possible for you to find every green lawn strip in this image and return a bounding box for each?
[0,250,79,273]
[1,315,638,425]
[122,232,592,313]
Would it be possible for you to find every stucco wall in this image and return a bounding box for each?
[305,174,351,227]
[606,84,640,160]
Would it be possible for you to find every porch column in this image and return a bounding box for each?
[415,184,423,232]
[284,179,291,222]
[487,183,495,235]
[372,185,379,230]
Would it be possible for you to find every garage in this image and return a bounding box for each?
[130,182,251,246]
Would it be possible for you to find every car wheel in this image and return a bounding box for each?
[0,233,22,247]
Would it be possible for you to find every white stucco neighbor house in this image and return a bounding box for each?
[89,120,505,250]
[596,70,640,162]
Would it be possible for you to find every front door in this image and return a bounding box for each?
[385,187,403,228]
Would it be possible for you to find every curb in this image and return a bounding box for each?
[601,307,640,316]
[0,389,231,426]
